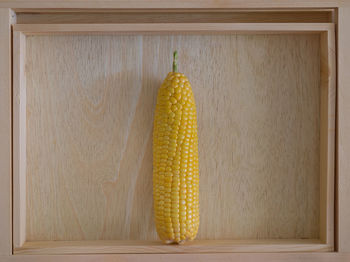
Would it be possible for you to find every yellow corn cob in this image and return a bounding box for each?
[153,51,199,244]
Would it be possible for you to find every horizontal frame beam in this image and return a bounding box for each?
[5,252,350,262]
[0,1,347,9]
[13,23,334,35]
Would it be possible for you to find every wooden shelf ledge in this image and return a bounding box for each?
[14,239,333,254]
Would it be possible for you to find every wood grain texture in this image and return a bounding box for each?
[0,8,14,256]
[13,23,334,35]
[319,30,335,246]
[337,6,350,253]
[13,31,27,248]
[2,253,350,262]
[15,11,333,24]
[14,240,331,254]
[25,34,321,241]
[0,0,346,9]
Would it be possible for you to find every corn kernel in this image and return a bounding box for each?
[153,69,199,244]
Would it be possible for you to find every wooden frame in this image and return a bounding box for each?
[11,22,336,254]
[11,22,336,34]
[0,2,349,261]
[337,6,350,253]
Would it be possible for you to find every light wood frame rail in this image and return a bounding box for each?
[0,3,348,262]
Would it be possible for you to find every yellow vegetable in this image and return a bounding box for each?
[153,51,199,244]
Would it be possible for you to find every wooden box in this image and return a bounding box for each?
[1,3,350,262]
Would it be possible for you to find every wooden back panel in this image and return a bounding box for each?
[25,34,320,241]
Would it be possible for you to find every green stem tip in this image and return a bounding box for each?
[172,50,178,72]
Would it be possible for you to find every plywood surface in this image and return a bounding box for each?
[25,34,320,241]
